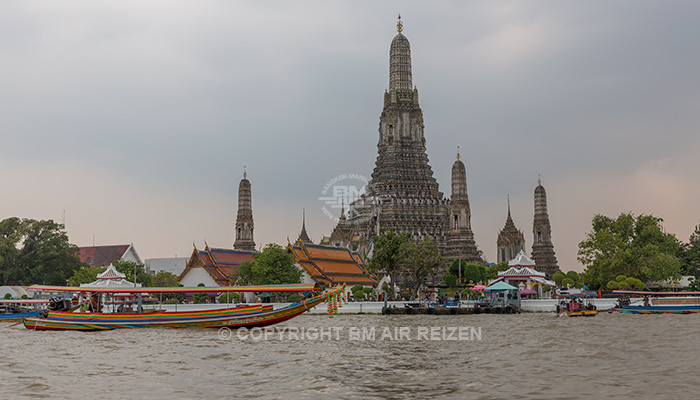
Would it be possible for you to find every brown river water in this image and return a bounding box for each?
[1,313,699,399]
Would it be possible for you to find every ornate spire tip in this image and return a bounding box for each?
[396,14,403,33]
[538,174,541,186]
[243,165,247,179]
[457,146,461,161]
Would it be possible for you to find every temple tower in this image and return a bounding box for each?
[348,16,449,250]
[531,176,560,277]
[497,196,525,263]
[328,201,354,247]
[234,167,255,251]
[445,148,482,264]
[297,208,313,245]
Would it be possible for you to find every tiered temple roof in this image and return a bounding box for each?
[287,240,377,287]
[178,244,255,286]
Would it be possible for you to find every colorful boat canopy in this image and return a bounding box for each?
[28,283,319,294]
[613,290,700,296]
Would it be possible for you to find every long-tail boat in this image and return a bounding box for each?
[23,283,326,331]
[609,290,700,314]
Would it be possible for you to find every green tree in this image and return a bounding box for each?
[193,282,208,304]
[233,244,302,285]
[152,271,179,287]
[578,213,682,289]
[68,266,102,286]
[366,228,412,290]
[485,261,509,281]
[443,273,457,286]
[448,260,486,285]
[566,271,580,282]
[0,218,85,285]
[351,284,365,300]
[625,277,645,290]
[552,271,566,286]
[679,224,700,278]
[400,238,444,296]
[352,289,365,300]
[112,259,152,286]
[606,275,645,291]
[151,271,183,302]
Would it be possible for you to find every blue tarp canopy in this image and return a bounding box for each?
[486,281,518,291]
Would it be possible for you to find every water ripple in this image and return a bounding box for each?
[3,314,700,399]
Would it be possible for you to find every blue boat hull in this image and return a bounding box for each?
[0,311,43,321]
[616,305,700,314]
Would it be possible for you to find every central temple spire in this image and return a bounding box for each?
[347,17,448,255]
[389,17,413,93]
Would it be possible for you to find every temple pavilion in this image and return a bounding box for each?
[489,250,556,298]
[80,263,140,290]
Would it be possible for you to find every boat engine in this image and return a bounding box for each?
[48,298,73,311]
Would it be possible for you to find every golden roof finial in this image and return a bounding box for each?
[538,174,541,186]
[457,146,461,161]
[243,165,247,179]
[397,14,403,33]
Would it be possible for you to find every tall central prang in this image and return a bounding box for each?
[347,16,449,250]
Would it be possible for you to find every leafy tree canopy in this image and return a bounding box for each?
[400,238,444,296]
[679,224,700,278]
[233,244,302,285]
[552,271,566,285]
[0,218,84,285]
[112,259,153,287]
[366,228,412,288]
[151,271,180,287]
[485,261,509,281]
[578,213,681,289]
[68,266,101,286]
[447,260,487,285]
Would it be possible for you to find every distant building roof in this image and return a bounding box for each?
[79,245,131,267]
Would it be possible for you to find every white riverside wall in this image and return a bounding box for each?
[153,299,619,314]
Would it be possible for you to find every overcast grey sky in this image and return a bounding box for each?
[2,1,700,271]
